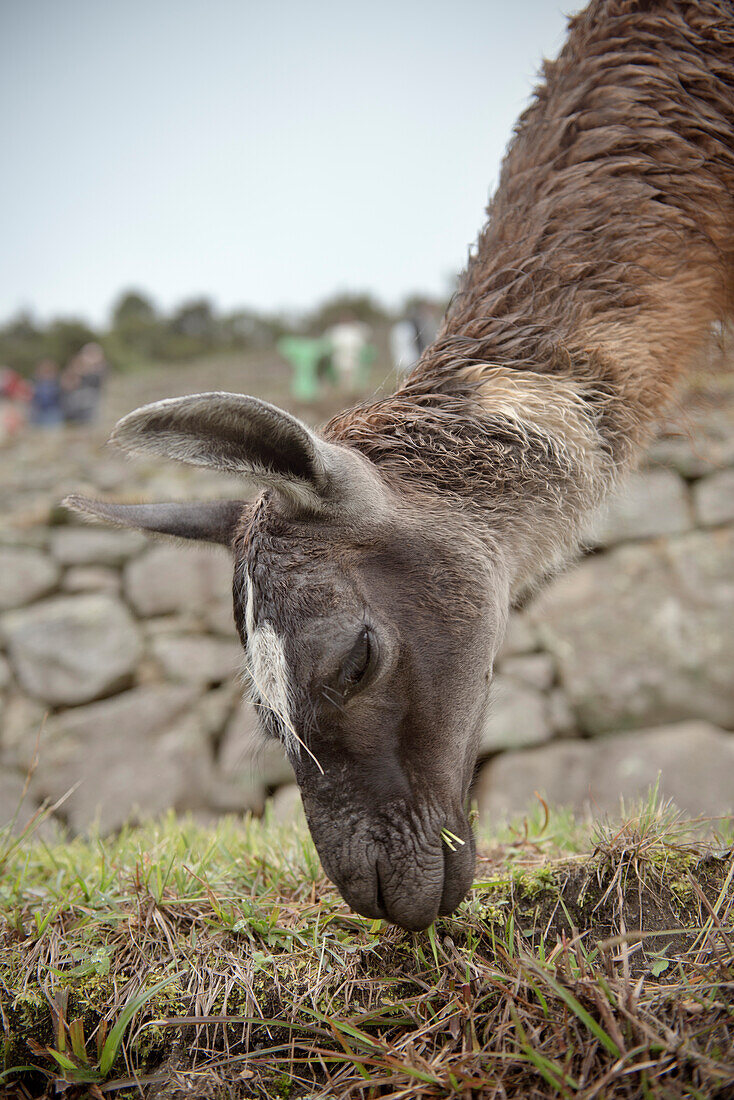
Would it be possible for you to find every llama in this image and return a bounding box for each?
[67,0,734,930]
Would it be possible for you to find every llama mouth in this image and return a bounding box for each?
[370,861,445,931]
[300,784,477,929]
[353,821,476,931]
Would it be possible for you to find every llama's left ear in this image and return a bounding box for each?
[109,392,353,511]
[63,495,246,546]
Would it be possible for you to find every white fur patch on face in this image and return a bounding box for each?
[244,574,298,756]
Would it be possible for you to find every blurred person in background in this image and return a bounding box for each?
[0,366,32,442]
[61,358,86,424]
[61,342,108,425]
[408,299,440,356]
[29,359,63,426]
[326,313,370,395]
[390,316,420,374]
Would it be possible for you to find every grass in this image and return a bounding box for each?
[0,792,732,1099]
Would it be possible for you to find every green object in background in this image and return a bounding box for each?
[277,336,332,401]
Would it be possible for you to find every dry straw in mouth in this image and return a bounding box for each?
[440,828,466,852]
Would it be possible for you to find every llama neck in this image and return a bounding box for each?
[330,1,734,595]
[326,377,612,595]
[411,0,734,464]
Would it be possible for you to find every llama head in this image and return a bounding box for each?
[67,393,509,930]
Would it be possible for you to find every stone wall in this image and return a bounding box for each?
[476,391,734,823]
[1,380,733,834]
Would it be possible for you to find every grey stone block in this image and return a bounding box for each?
[533,529,734,733]
[496,613,538,659]
[0,547,60,611]
[645,437,714,480]
[499,654,555,691]
[143,613,202,636]
[124,544,232,617]
[645,407,734,477]
[547,688,577,738]
[206,773,266,816]
[219,700,295,788]
[0,692,47,769]
[268,783,304,823]
[693,469,734,527]
[28,684,206,832]
[0,770,58,838]
[151,634,242,685]
[50,527,147,567]
[195,682,240,741]
[2,594,143,706]
[62,565,121,594]
[203,597,237,637]
[480,675,551,754]
[475,721,734,823]
[585,470,690,548]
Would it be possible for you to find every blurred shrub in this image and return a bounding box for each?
[0,313,99,374]
[106,291,286,368]
[0,288,396,375]
[303,292,390,335]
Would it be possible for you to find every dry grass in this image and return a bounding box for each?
[0,792,733,1099]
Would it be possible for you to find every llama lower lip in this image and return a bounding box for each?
[332,864,444,930]
[373,874,444,931]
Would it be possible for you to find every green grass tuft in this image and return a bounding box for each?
[1,796,732,1098]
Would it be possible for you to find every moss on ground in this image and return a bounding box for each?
[1,799,732,1099]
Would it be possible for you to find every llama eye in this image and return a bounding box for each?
[340,628,373,692]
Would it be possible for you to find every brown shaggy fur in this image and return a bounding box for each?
[327,0,734,583]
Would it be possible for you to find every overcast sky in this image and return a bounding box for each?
[1,1,572,326]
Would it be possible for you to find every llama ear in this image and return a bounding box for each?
[62,495,246,547]
[110,393,340,510]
